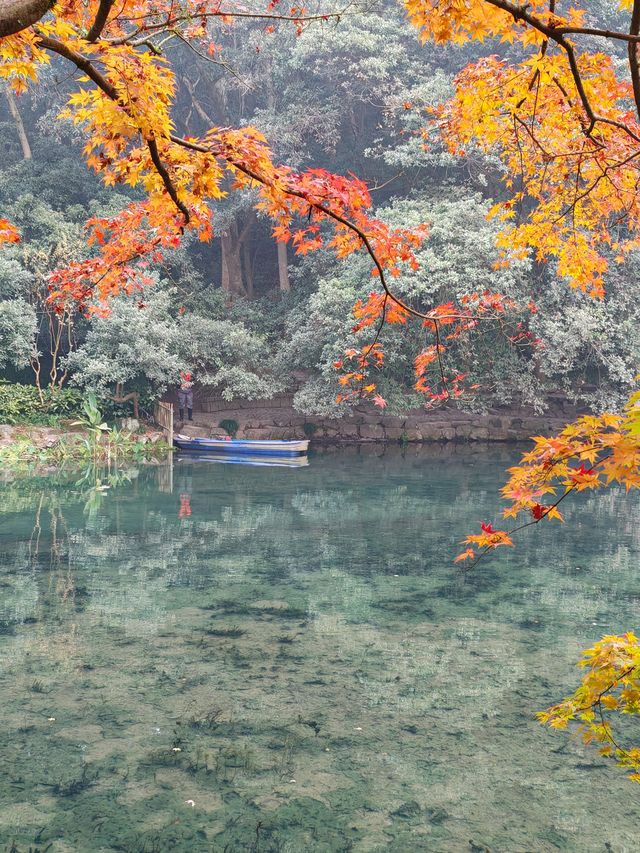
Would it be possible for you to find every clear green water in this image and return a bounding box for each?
[0,445,638,853]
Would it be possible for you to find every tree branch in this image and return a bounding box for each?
[147,137,190,225]
[629,0,640,122]
[86,0,115,41]
[0,0,53,37]
[36,34,189,225]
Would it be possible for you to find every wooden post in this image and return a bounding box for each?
[154,401,174,446]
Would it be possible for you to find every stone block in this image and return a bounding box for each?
[269,429,297,440]
[175,424,210,439]
[242,428,269,439]
[336,425,360,439]
[379,416,407,428]
[468,426,490,441]
[435,427,457,441]
[358,424,386,441]
[384,427,406,441]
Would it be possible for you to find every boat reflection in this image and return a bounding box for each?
[174,452,310,468]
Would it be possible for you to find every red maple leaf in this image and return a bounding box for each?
[531,503,546,520]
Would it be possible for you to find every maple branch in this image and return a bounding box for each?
[86,0,115,42]
[36,34,118,99]
[567,668,637,717]
[460,448,615,572]
[485,0,640,144]
[629,0,640,123]
[147,138,190,225]
[108,5,355,45]
[554,149,640,223]
[119,6,351,24]
[555,26,640,44]
[36,34,189,225]
[170,131,423,319]
[0,0,53,37]
[458,481,580,573]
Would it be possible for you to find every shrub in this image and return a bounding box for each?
[219,418,239,438]
[0,382,84,425]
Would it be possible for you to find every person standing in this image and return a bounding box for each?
[178,370,194,422]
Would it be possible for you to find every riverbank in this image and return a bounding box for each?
[1,393,586,458]
[0,423,170,471]
[170,390,585,443]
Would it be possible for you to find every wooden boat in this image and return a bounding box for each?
[173,435,309,457]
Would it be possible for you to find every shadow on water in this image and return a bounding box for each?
[0,445,638,851]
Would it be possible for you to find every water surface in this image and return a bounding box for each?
[0,445,638,852]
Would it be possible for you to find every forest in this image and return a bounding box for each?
[2,0,639,418]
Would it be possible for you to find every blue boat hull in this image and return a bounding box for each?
[173,436,309,457]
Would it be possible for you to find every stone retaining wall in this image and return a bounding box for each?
[168,390,583,443]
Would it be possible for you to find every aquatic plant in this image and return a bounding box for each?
[205,626,245,639]
[49,766,98,798]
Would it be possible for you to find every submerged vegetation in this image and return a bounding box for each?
[0,451,638,850]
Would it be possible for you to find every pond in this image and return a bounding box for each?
[0,445,638,852]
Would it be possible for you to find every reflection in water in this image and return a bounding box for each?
[0,445,639,852]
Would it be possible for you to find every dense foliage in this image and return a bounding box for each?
[1,8,639,412]
[0,380,82,424]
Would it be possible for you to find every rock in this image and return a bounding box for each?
[384,427,406,441]
[120,418,140,432]
[443,427,459,440]
[176,424,210,439]
[468,426,490,441]
[209,427,230,438]
[425,807,449,825]
[391,801,422,820]
[243,428,271,440]
[358,424,386,441]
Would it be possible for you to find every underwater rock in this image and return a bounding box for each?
[391,800,422,819]
[425,807,449,825]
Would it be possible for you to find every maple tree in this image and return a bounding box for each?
[3,0,640,778]
[396,0,640,779]
[0,0,424,316]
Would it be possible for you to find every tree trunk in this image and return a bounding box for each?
[242,240,254,298]
[221,224,245,297]
[5,87,32,160]
[0,0,53,37]
[277,240,290,293]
